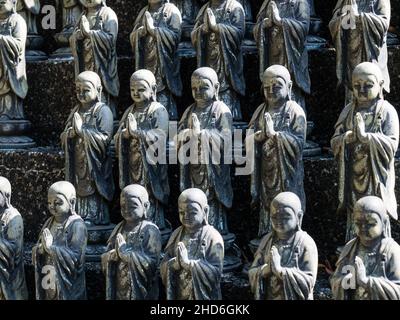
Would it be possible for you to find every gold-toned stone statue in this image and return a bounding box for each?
[160,188,224,300]
[52,0,83,59]
[130,0,182,120]
[70,0,119,117]
[329,0,391,100]
[61,71,115,227]
[32,181,88,300]
[247,65,306,245]
[114,69,171,242]
[0,0,35,149]
[331,62,399,242]
[254,0,311,109]
[191,0,246,121]
[331,196,400,300]
[102,185,162,300]
[249,192,318,300]
[0,177,27,300]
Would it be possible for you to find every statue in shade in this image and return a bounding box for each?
[254,0,311,109]
[16,0,45,60]
[247,65,306,241]
[70,0,119,117]
[61,71,115,226]
[177,67,233,237]
[331,62,399,242]
[130,0,182,120]
[114,70,170,238]
[32,181,88,300]
[160,188,224,300]
[0,177,27,300]
[330,196,400,300]
[329,0,391,100]
[52,0,83,58]
[102,185,162,300]
[172,0,200,28]
[249,192,318,300]
[0,0,35,149]
[191,0,246,121]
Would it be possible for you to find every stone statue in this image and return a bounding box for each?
[114,69,171,241]
[0,0,35,149]
[52,0,83,59]
[247,65,306,244]
[191,0,246,121]
[254,0,311,109]
[172,0,200,29]
[102,184,162,300]
[61,71,115,227]
[0,177,27,300]
[160,188,224,300]
[16,0,46,60]
[177,67,233,237]
[330,196,400,300]
[70,0,119,118]
[329,0,391,101]
[130,0,182,120]
[32,181,88,300]
[249,192,318,300]
[307,0,328,48]
[331,62,399,242]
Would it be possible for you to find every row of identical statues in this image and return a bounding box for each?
[1,176,399,300]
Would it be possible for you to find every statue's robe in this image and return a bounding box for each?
[0,206,27,300]
[131,2,182,119]
[61,102,115,225]
[329,0,391,92]
[249,230,318,300]
[70,5,120,105]
[331,99,399,240]
[32,214,87,300]
[331,237,400,300]
[0,13,28,120]
[178,101,233,234]
[160,224,224,300]
[254,0,311,98]
[247,101,306,236]
[102,220,162,300]
[16,0,40,34]
[191,0,246,120]
[114,102,169,229]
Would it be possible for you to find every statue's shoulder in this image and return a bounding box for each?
[297,231,317,248]
[150,101,168,115]
[380,99,397,115]
[101,5,118,19]
[287,101,306,118]
[10,12,26,25]
[214,100,232,115]
[164,2,181,14]
[203,225,224,244]
[2,206,22,225]
[141,220,160,231]
[96,102,113,116]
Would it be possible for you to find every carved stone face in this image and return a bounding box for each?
[48,191,71,219]
[80,0,102,8]
[263,75,290,105]
[0,0,14,15]
[352,73,381,104]
[178,199,205,230]
[120,193,145,223]
[354,211,384,244]
[130,80,153,104]
[191,76,216,104]
[271,204,298,235]
[76,80,98,104]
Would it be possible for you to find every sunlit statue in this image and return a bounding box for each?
[102,185,162,300]
[254,0,311,109]
[114,69,170,236]
[0,177,27,300]
[247,65,306,239]
[33,181,88,300]
[130,0,182,120]
[329,0,391,100]
[161,188,224,300]
[70,0,119,117]
[61,71,115,226]
[249,192,318,300]
[191,0,246,120]
[331,196,400,300]
[331,62,399,242]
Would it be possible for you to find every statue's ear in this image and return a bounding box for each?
[203,205,210,224]
[214,82,220,101]
[297,210,304,229]
[379,80,384,99]
[70,198,76,213]
[287,81,293,99]
[143,200,150,218]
